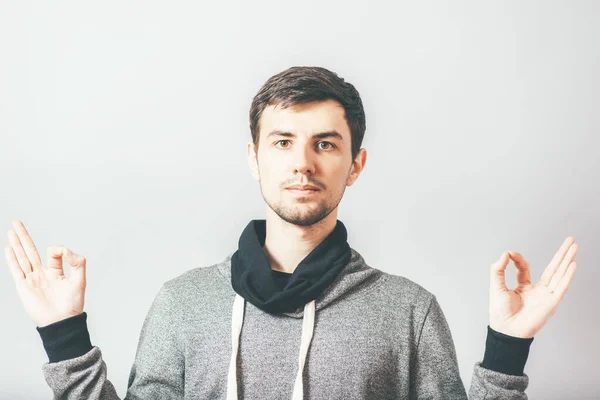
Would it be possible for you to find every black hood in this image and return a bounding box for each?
[230,219,352,314]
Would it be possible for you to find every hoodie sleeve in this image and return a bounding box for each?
[36,283,185,399]
[410,295,533,399]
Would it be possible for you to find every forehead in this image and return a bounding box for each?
[259,99,350,140]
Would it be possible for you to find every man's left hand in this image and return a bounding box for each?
[488,236,578,339]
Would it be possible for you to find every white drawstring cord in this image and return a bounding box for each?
[292,298,316,400]
[226,294,245,400]
[226,294,316,400]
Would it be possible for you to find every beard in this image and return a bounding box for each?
[265,195,336,226]
[255,159,353,227]
[259,182,347,227]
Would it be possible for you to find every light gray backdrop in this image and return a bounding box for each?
[1,1,598,399]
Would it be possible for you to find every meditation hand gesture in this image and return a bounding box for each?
[489,236,578,338]
[5,220,87,327]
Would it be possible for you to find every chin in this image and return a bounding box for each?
[280,206,334,227]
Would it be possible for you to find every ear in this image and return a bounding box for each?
[346,148,367,187]
[247,141,260,181]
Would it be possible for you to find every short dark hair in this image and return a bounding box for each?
[249,66,366,161]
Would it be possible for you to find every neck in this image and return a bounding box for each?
[263,207,338,274]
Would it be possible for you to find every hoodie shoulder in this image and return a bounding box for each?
[377,271,436,314]
[369,272,439,348]
[160,258,232,302]
[382,272,434,296]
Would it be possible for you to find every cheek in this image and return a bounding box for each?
[258,166,280,190]
[328,165,350,181]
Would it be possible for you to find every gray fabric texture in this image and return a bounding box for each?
[40,248,530,399]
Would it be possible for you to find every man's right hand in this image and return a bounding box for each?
[5,220,87,327]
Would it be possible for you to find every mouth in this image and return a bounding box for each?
[286,188,320,195]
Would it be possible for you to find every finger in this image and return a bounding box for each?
[490,251,510,292]
[7,230,33,274]
[12,220,43,272]
[540,236,575,286]
[508,251,531,286]
[63,248,87,286]
[4,246,25,283]
[46,246,66,278]
[548,243,578,292]
[552,262,577,303]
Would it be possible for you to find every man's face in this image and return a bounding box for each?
[248,99,365,227]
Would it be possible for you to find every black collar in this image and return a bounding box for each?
[230,219,352,314]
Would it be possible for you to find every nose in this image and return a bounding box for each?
[292,144,315,176]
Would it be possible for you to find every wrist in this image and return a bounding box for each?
[37,312,82,329]
[481,325,534,376]
[36,312,93,363]
[489,322,535,339]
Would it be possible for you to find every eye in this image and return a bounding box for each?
[275,140,291,149]
[317,141,336,150]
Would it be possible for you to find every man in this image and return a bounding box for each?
[5,66,578,399]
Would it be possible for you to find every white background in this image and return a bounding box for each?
[1,1,598,398]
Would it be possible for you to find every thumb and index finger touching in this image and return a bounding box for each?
[490,249,532,293]
[490,236,577,294]
[47,245,87,284]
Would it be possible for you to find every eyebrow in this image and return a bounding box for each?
[265,130,344,141]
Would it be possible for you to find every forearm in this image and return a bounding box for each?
[37,312,122,400]
[467,326,534,399]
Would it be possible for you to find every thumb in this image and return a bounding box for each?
[490,251,510,293]
[63,248,87,287]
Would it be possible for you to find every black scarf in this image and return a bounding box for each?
[230,219,352,314]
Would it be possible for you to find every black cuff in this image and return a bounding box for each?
[36,312,93,363]
[480,325,534,376]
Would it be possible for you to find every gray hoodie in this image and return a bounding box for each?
[38,248,531,399]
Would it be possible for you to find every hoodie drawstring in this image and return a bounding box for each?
[226,293,316,400]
